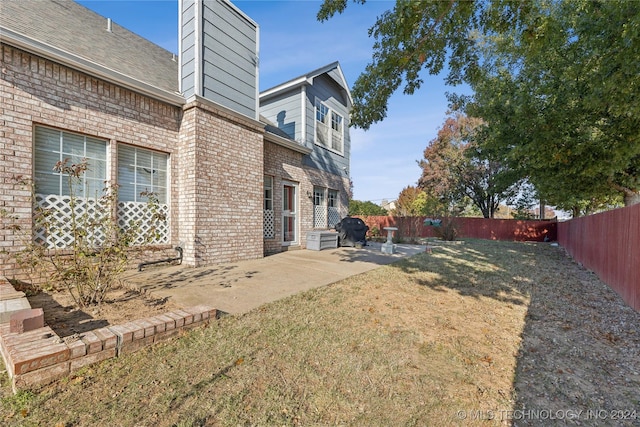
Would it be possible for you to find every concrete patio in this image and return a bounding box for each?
[123,242,426,315]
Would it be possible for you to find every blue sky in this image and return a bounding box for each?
[76,0,466,203]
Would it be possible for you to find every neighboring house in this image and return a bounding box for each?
[0,0,351,280]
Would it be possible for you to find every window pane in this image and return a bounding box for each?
[85,159,106,181]
[118,145,168,203]
[316,100,328,124]
[85,137,107,160]
[85,178,104,199]
[35,127,61,152]
[153,170,167,188]
[331,112,342,132]
[62,133,85,157]
[117,179,136,201]
[152,153,167,171]
[34,172,60,195]
[136,166,152,189]
[34,149,59,174]
[136,149,152,169]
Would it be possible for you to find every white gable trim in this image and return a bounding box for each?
[260,61,353,107]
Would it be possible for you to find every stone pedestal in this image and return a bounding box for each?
[381,227,398,254]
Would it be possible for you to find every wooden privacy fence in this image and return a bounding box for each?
[558,204,640,311]
[357,216,557,242]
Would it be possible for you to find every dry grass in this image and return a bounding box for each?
[1,240,638,426]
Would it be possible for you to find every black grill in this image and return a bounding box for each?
[334,217,369,247]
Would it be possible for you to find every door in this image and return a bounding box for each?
[282,182,298,245]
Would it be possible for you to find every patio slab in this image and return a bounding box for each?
[124,242,425,315]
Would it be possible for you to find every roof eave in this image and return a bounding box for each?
[259,76,310,101]
[259,61,353,107]
[263,131,312,155]
[1,27,185,107]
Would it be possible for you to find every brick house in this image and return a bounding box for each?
[0,0,351,279]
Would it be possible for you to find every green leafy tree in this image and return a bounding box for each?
[394,185,447,216]
[348,200,388,216]
[319,0,640,208]
[467,0,639,210]
[418,114,518,218]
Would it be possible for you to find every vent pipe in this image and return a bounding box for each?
[107,18,112,32]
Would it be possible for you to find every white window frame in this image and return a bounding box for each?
[117,144,168,204]
[34,126,108,199]
[33,126,109,248]
[313,186,326,229]
[327,189,340,228]
[315,98,344,155]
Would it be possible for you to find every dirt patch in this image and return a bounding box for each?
[25,285,179,338]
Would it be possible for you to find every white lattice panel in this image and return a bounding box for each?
[328,207,341,228]
[117,201,169,245]
[34,194,109,248]
[314,205,327,228]
[264,209,274,238]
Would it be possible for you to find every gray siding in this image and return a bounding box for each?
[180,0,196,98]
[180,0,258,118]
[202,0,257,118]
[260,90,302,142]
[304,75,350,175]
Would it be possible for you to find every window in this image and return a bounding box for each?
[263,175,274,239]
[330,112,343,152]
[117,145,168,204]
[34,126,107,199]
[315,99,344,154]
[33,127,171,247]
[117,145,169,244]
[33,126,108,248]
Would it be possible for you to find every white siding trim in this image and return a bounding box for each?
[194,0,202,97]
[300,85,307,145]
[255,23,260,120]
[178,0,183,94]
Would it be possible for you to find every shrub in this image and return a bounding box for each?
[14,159,165,307]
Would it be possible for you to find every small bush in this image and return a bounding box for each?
[434,218,457,241]
[13,159,165,308]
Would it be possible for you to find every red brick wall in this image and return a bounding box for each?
[1,44,181,279]
[181,97,265,265]
[1,44,270,277]
[263,141,350,255]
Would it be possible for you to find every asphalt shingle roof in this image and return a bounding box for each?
[0,0,178,93]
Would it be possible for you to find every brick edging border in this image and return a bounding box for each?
[0,280,217,393]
